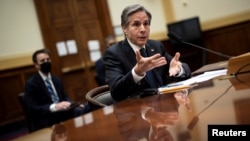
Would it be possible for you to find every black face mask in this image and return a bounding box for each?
[40,62,52,73]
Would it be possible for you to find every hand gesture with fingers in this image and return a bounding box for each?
[169,52,182,76]
[134,49,167,76]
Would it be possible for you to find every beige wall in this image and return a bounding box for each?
[0,0,44,59]
[0,0,250,68]
[107,0,250,40]
[169,0,250,30]
[171,0,250,21]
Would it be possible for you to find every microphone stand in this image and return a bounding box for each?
[181,41,232,59]
[167,32,233,59]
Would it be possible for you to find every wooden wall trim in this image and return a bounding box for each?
[201,10,250,31]
[0,54,33,71]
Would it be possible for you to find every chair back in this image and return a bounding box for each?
[85,85,114,110]
[17,92,34,133]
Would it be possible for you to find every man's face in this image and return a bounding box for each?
[35,53,51,70]
[123,11,150,47]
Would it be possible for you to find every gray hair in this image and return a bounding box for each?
[121,4,152,28]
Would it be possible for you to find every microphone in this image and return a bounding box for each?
[167,32,232,59]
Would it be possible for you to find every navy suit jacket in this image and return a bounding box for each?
[103,39,191,101]
[95,57,106,86]
[24,72,73,131]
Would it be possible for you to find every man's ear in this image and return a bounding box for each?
[122,26,127,35]
[34,62,39,69]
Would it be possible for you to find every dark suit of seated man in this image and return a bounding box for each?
[24,48,90,132]
[95,35,116,86]
[103,4,191,101]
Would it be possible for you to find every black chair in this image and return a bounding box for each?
[85,85,114,110]
[17,92,35,133]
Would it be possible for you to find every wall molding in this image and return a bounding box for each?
[0,53,33,71]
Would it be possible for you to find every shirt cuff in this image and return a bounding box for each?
[132,67,146,83]
[50,103,57,112]
[176,66,185,77]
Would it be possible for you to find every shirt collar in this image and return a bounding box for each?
[38,70,52,81]
[127,38,146,52]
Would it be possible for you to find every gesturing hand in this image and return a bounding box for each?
[174,90,192,111]
[169,52,182,76]
[134,49,167,76]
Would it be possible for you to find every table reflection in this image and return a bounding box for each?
[51,122,69,141]
[14,77,250,141]
[114,90,192,141]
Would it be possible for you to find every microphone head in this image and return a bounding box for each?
[167,32,183,43]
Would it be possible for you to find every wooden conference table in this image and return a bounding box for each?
[14,72,250,141]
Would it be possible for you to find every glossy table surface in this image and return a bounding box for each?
[14,73,250,141]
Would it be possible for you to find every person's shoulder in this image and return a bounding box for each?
[105,40,124,53]
[146,39,163,50]
[25,72,41,86]
[147,39,161,45]
[51,74,61,80]
[108,40,122,49]
[95,58,104,66]
[96,57,103,62]
[27,72,39,81]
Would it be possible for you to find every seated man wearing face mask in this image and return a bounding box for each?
[24,48,90,132]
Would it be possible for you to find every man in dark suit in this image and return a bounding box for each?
[24,48,90,132]
[103,4,191,101]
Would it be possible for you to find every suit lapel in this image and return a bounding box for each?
[35,73,52,99]
[51,76,60,98]
[145,43,157,57]
[121,40,137,67]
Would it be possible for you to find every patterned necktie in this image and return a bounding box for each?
[139,48,158,88]
[45,78,59,103]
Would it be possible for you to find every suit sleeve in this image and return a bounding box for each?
[103,48,142,101]
[24,78,52,114]
[162,43,191,81]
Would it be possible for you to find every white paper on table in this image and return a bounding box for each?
[56,41,67,56]
[66,40,78,54]
[103,106,114,115]
[84,113,93,125]
[166,69,228,87]
[73,117,84,128]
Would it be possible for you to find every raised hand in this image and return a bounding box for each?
[169,52,182,76]
[134,49,167,76]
